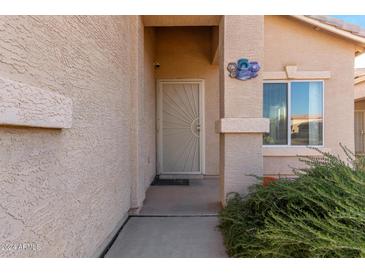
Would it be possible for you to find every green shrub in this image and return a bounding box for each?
[219,146,365,257]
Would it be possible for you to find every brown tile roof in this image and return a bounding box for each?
[306,15,365,38]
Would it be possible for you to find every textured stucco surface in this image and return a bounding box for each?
[0,76,72,128]
[155,27,220,175]
[0,15,360,257]
[216,118,269,133]
[142,27,157,198]
[129,18,157,210]
[264,15,356,176]
[221,16,264,118]
[0,16,139,257]
[219,16,265,202]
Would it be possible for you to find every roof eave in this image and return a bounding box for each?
[290,15,365,54]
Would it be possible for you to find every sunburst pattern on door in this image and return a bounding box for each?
[161,82,200,173]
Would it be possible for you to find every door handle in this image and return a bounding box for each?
[196,124,200,131]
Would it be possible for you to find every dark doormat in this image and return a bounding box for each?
[151,176,189,186]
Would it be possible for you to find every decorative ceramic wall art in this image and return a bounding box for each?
[227,58,260,80]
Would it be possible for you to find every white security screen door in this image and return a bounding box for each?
[355,111,365,154]
[157,80,204,174]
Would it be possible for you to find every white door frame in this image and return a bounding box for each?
[156,79,205,175]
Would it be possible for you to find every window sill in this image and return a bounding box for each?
[263,146,330,157]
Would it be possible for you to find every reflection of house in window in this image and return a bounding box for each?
[291,114,323,145]
[263,83,288,145]
[264,81,323,146]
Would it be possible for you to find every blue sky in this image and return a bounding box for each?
[332,16,365,68]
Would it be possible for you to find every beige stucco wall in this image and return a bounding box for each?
[264,16,356,176]
[141,27,157,199]
[155,27,220,175]
[0,15,359,256]
[218,16,266,202]
[129,20,157,210]
[0,16,150,257]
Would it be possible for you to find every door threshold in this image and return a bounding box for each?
[158,174,204,180]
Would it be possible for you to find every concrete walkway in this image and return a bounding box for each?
[104,177,227,258]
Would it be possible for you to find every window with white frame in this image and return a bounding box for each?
[263,81,323,146]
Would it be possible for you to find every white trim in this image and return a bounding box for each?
[156,79,205,175]
[263,79,325,148]
[156,80,162,174]
[200,80,206,174]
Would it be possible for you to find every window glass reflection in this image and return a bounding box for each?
[263,83,288,145]
[291,82,323,146]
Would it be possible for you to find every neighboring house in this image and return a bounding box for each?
[354,68,365,153]
[1,15,365,257]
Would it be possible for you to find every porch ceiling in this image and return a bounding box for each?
[142,15,221,27]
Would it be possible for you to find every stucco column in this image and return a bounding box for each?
[217,16,269,204]
[129,15,145,211]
